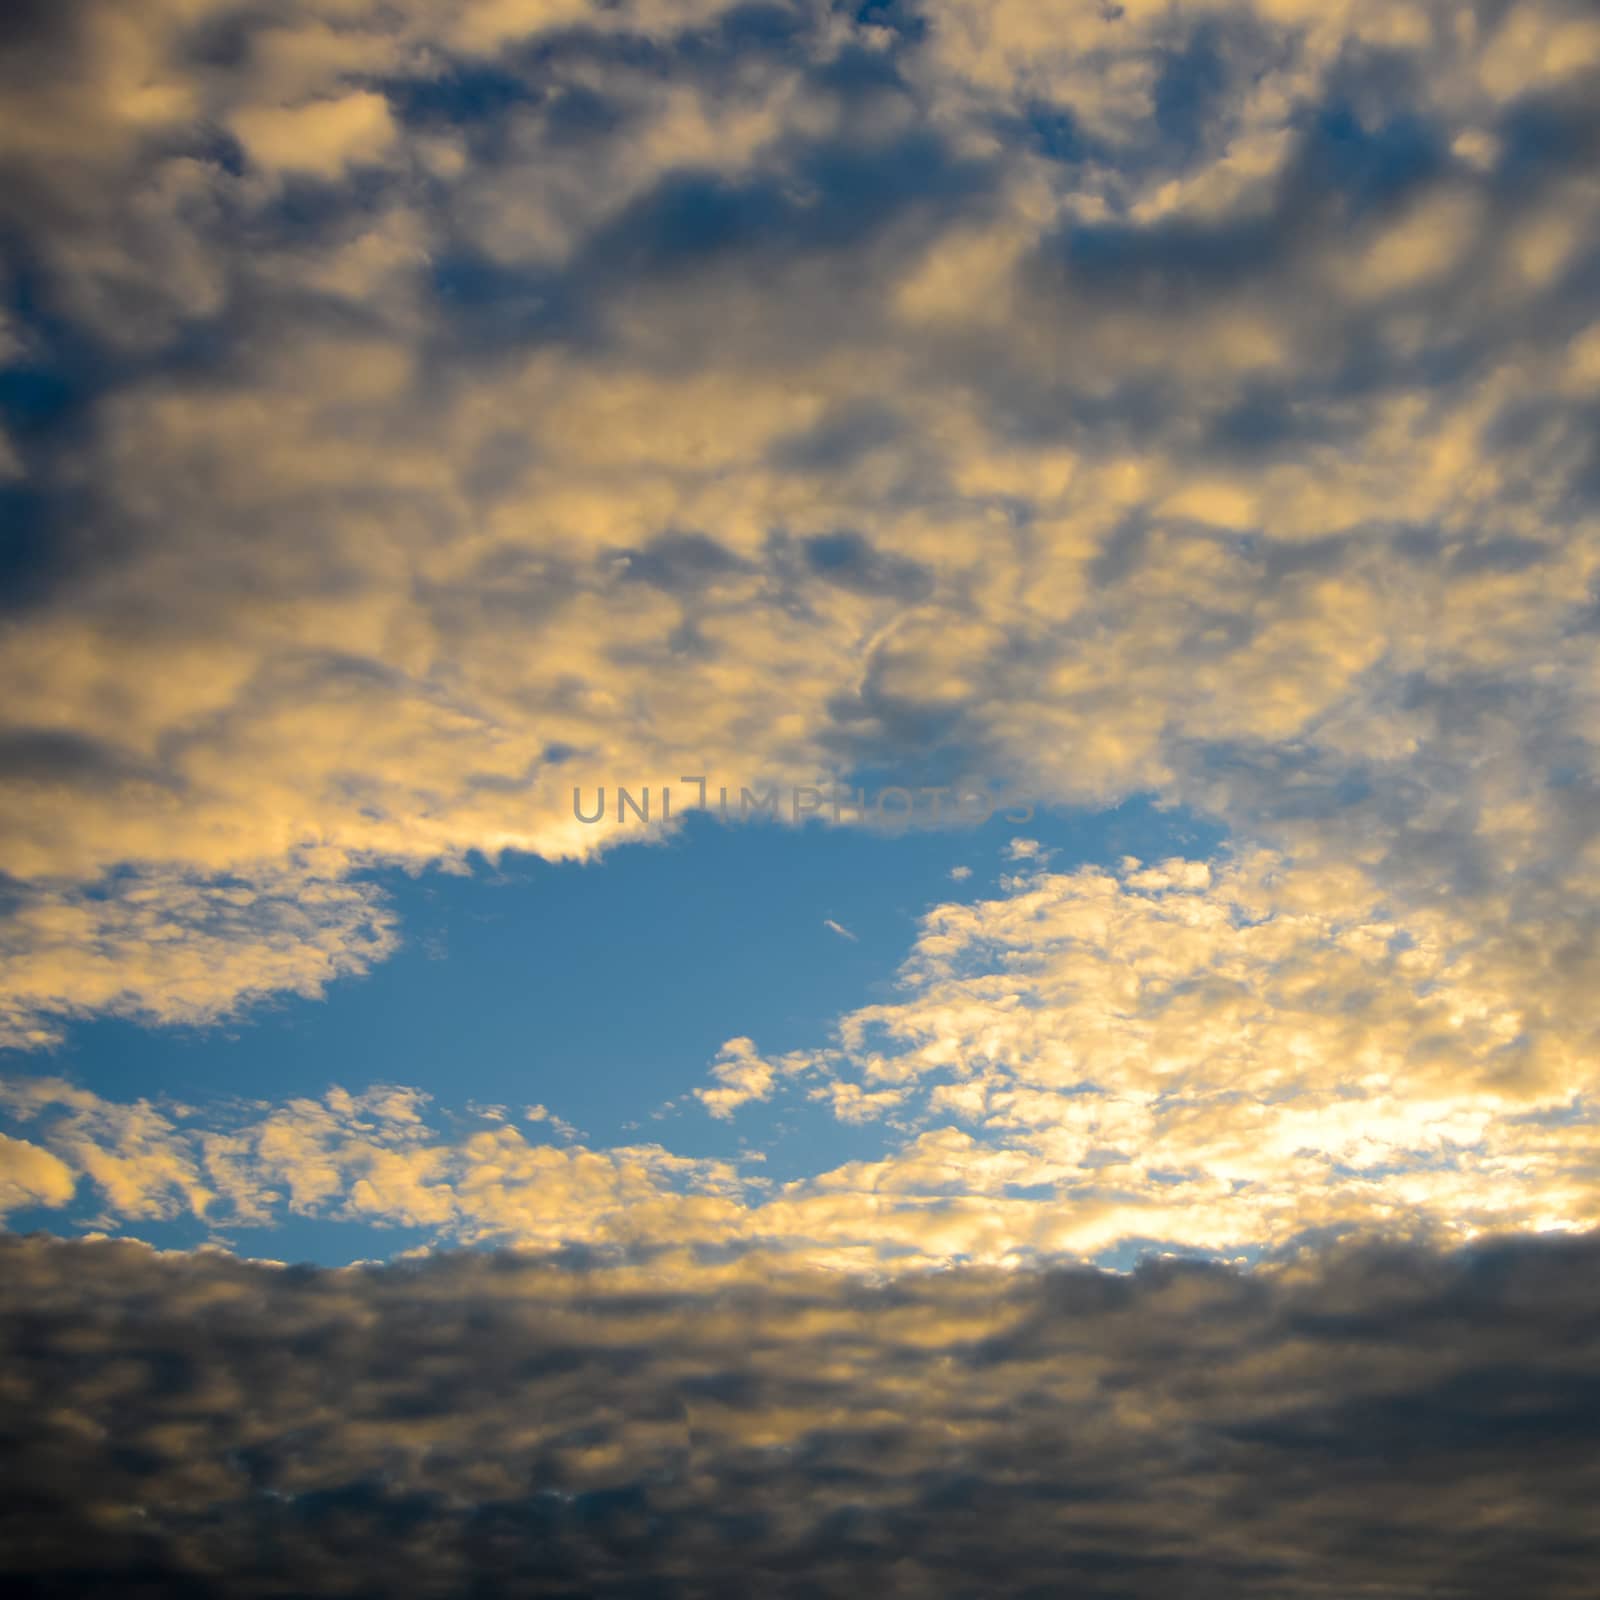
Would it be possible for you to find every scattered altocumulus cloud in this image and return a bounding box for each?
[8,831,1600,1264]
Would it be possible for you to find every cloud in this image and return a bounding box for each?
[230,91,399,180]
[0,1076,760,1252]
[0,864,398,1050]
[822,917,858,941]
[694,1036,779,1121]
[3,1229,1600,1596]
[0,0,1593,1049]
[0,1131,74,1215]
[789,844,1600,1256]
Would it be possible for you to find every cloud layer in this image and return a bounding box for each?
[0,0,1595,1048]
[4,1229,1600,1597]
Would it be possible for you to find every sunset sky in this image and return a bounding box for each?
[2,0,1599,1592]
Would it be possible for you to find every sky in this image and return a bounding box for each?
[1,0,1599,1592]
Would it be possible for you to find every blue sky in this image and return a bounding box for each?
[3,794,1224,1260]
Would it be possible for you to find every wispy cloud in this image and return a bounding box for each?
[823,918,859,942]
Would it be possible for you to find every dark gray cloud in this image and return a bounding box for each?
[2,1231,1600,1596]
